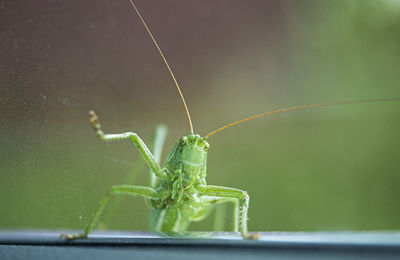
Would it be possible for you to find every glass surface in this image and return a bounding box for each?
[1,0,400,233]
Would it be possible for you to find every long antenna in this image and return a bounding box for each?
[128,0,194,134]
[205,98,400,139]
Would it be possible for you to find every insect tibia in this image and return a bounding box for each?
[89,110,105,139]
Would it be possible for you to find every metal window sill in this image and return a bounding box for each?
[1,230,400,259]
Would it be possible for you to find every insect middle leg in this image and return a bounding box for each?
[197,185,249,237]
[62,185,161,240]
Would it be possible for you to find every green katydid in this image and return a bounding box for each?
[62,0,399,240]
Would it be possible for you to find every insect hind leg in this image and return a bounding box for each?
[61,185,160,240]
[149,125,167,187]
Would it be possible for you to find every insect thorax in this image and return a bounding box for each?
[165,134,209,185]
[149,135,209,206]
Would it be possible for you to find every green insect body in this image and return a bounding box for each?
[62,112,250,240]
[149,135,210,232]
[150,134,248,234]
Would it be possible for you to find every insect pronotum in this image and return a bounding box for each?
[62,1,400,240]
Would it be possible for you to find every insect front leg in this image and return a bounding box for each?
[89,111,167,180]
[61,185,161,240]
[197,185,252,238]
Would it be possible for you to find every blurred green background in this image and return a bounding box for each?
[1,0,399,233]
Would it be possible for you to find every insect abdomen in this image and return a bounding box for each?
[150,207,190,232]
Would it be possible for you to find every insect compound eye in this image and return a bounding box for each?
[204,142,210,151]
[181,136,188,145]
